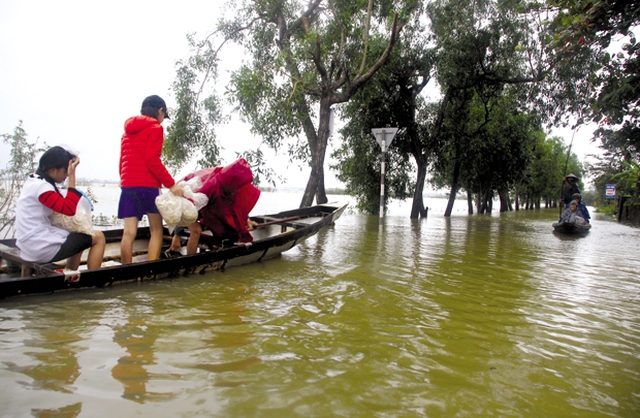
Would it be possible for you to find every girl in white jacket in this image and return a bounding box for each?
[15,146,105,270]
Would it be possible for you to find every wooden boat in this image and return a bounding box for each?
[552,221,591,236]
[0,203,347,299]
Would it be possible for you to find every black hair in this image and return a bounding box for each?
[141,106,161,120]
[35,146,77,189]
[140,95,169,120]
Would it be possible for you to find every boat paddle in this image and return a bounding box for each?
[253,216,302,229]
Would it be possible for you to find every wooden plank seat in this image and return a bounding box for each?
[0,244,60,277]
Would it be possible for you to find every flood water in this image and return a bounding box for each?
[1,189,639,417]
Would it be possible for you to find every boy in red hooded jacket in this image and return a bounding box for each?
[118,95,183,264]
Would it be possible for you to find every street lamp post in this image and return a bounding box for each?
[371,128,399,219]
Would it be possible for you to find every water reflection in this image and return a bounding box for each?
[0,207,639,417]
[110,293,158,403]
[2,307,82,393]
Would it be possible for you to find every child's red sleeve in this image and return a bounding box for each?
[38,188,82,216]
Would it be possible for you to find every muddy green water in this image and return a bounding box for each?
[1,196,639,417]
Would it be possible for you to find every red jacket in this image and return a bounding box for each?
[119,115,175,188]
[182,159,260,242]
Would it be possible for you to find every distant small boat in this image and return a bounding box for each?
[552,221,591,236]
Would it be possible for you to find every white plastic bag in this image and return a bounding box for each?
[155,176,209,227]
[155,193,197,227]
[181,176,208,211]
[183,188,208,212]
[50,195,94,235]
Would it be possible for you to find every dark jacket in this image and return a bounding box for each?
[561,179,580,204]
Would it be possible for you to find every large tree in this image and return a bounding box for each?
[517,135,583,210]
[426,0,591,216]
[409,0,599,217]
[333,27,435,217]
[334,0,598,217]
[549,0,640,199]
[462,93,543,213]
[549,0,640,157]
[167,0,419,207]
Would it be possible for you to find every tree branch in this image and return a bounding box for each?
[357,0,374,76]
[338,14,403,102]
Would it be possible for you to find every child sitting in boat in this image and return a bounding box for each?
[567,193,591,224]
[15,146,106,270]
[560,200,587,225]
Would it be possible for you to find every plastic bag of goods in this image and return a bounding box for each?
[155,177,209,227]
[181,180,208,211]
[50,195,94,235]
[155,193,195,227]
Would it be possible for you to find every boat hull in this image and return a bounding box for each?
[552,221,591,236]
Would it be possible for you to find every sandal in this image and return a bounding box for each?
[161,250,183,259]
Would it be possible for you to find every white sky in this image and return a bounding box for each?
[0,0,320,188]
[0,0,601,189]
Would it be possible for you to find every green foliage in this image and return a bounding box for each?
[164,59,221,172]
[594,200,616,214]
[171,0,416,205]
[332,129,412,214]
[235,148,284,188]
[222,0,411,154]
[610,161,640,197]
[580,189,596,206]
[332,0,607,215]
[332,31,434,215]
[422,0,595,215]
[548,0,640,164]
[519,135,582,204]
[0,122,46,238]
[460,93,542,197]
[589,136,638,204]
[590,149,623,205]
[83,187,98,206]
[331,135,383,214]
[228,65,305,152]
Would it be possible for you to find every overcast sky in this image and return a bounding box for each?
[0,0,601,189]
[0,0,313,185]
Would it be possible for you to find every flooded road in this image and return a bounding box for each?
[1,193,639,417]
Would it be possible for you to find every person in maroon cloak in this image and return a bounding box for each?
[166,158,260,256]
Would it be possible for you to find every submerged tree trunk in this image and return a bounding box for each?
[410,157,429,218]
[499,189,510,212]
[479,189,493,214]
[300,100,332,207]
[467,190,474,215]
[444,159,461,217]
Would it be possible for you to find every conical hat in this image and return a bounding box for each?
[566,173,578,179]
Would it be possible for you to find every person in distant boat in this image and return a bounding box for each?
[118,95,183,264]
[15,146,106,270]
[561,173,581,206]
[560,200,587,225]
[569,193,590,224]
[164,159,260,257]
